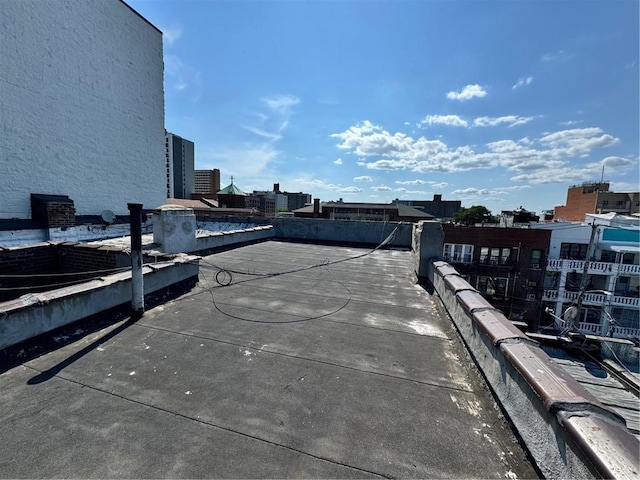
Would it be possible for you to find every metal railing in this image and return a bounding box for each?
[546,259,640,275]
[543,290,640,308]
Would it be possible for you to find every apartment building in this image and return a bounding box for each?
[442,224,551,329]
[294,202,434,222]
[165,131,195,199]
[194,169,220,198]
[554,182,640,222]
[393,194,462,220]
[533,213,640,339]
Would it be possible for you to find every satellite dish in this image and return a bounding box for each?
[101,210,116,224]
[563,306,578,321]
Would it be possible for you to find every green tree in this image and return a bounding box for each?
[453,205,497,226]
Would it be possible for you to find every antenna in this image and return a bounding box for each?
[600,165,605,184]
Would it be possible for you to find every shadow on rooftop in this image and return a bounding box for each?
[27,314,140,385]
[0,276,195,376]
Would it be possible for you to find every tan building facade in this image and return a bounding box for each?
[194,169,221,197]
[554,183,639,221]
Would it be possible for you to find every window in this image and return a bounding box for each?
[599,250,615,262]
[443,243,474,263]
[560,243,588,260]
[531,249,542,268]
[477,276,509,297]
[479,247,511,265]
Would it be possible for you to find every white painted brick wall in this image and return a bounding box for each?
[0,0,165,218]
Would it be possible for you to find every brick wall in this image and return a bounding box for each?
[0,243,128,302]
[0,244,60,302]
[57,244,121,273]
[45,202,76,227]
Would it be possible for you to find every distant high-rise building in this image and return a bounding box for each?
[284,192,312,211]
[393,194,461,220]
[165,131,194,199]
[194,169,220,197]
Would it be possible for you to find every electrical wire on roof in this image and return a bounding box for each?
[0,266,131,279]
[194,224,401,324]
[200,223,401,288]
[0,277,106,292]
[198,263,353,324]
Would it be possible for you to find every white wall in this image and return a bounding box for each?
[532,223,591,259]
[0,0,165,218]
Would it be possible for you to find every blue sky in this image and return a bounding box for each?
[129,0,639,214]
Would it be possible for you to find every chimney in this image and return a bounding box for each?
[273,183,280,193]
[434,194,442,202]
[313,198,320,217]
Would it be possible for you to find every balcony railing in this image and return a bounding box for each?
[546,259,640,275]
[543,290,640,308]
[576,322,640,339]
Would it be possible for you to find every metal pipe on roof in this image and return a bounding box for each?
[128,203,144,316]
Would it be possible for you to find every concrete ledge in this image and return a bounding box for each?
[193,225,274,253]
[0,255,199,351]
[430,260,639,479]
[473,310,532,346]
[560,412,640,479]
[443,274,476,294]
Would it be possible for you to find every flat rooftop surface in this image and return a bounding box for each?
[0,241,537,478]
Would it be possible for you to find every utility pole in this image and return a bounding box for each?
[574,221,598,331]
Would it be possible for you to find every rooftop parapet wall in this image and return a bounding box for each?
[271,217,413,247]
[0,256,199,351]
[429,260,639,479]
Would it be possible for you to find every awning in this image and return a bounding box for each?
[605,244,640,254]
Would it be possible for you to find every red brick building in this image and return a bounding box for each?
[442,224,552,329]
[554,182,640,221]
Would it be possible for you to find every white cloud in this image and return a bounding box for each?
[164,54,203,103]
[395,179,426,185]
[332,121,622,181]
[296,179,362,195]
[334,158,343,165]
[559,120,582,126]
[474,116,533,128]
[243,126,282,142]
[541,50,574,62]
[161,26,183,46]
[625,60,637,69]
[372,185,393,191]
[452,187,491,196]
[446,84,487,101]
[354,176,373,182]
[339,186,363,193]
[205,144,279,179]
[263,94,300,110]
[512,76,534,89]
[431,182,450,189]
[610,181,640,192]
[418,115,468,128]
[600,156,635,168]
[539,127,620,155]
[394,187,428,194]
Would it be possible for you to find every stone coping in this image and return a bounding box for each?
[430,260,639,479]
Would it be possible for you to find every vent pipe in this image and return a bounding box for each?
[128,203,144,316]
